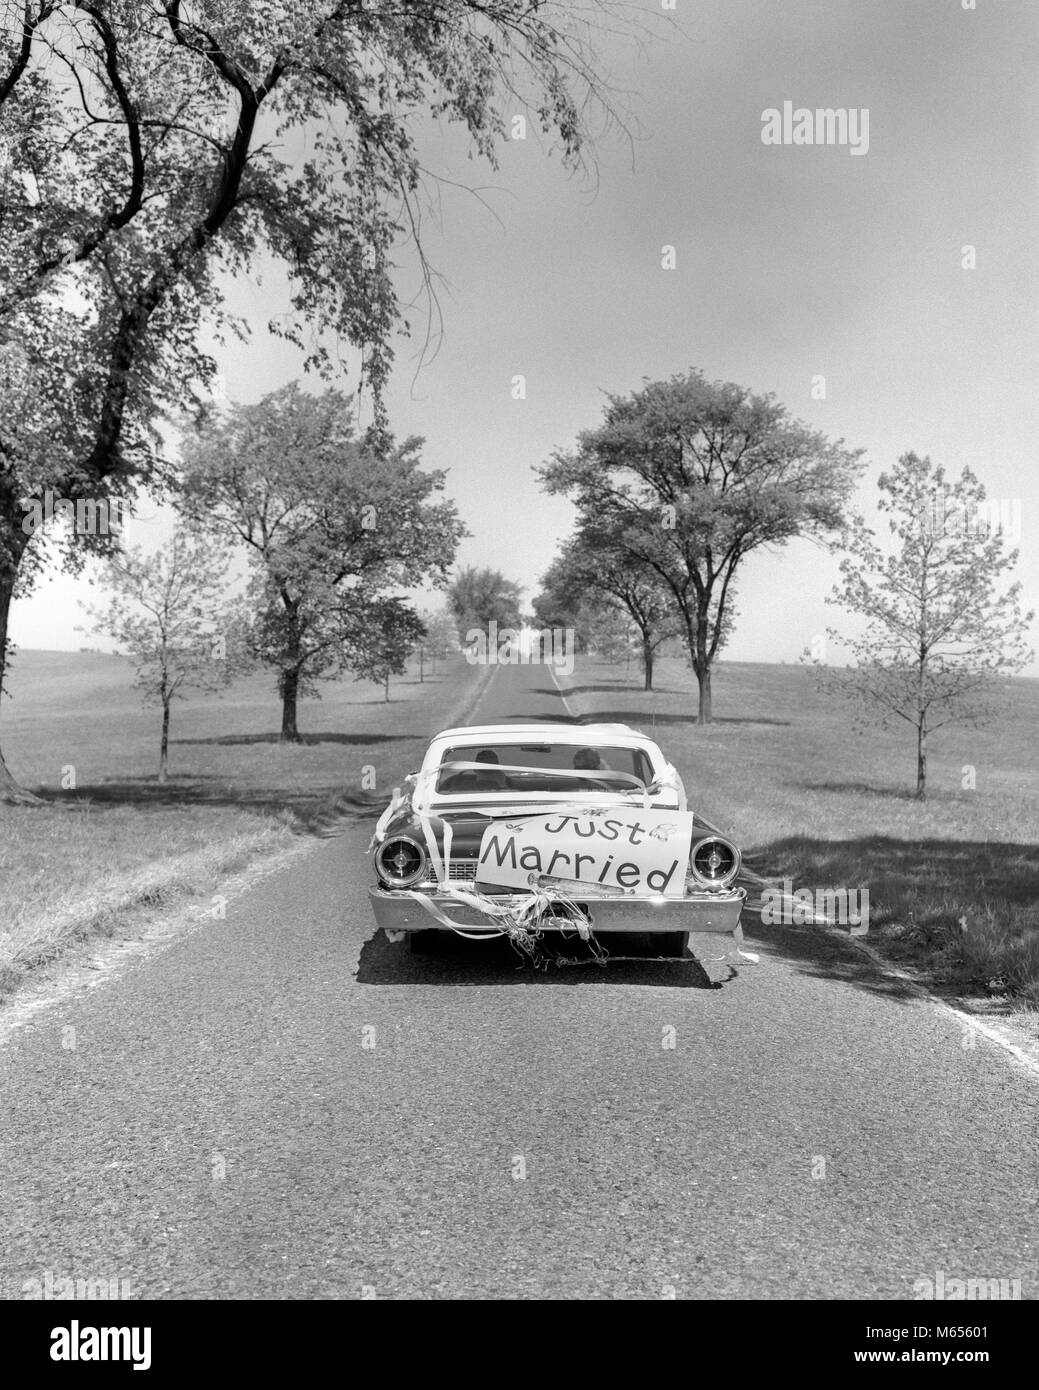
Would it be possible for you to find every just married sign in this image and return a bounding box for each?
[475,809,696,897]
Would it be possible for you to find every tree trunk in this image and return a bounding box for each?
[916,718,927,798]
[0,537,41,805]
[642,639,654,692]
[694,603,714,723]
[384,671,390,701]
[695,665,712,722]
[0,743,40,804]
[683,611,713,724]
[419,647,424,681]
[280,668,302,742]
[159,699,170,783]
[695,664,712,723]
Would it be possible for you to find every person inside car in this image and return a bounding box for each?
[473,747,507,790]
[572,747,602,771]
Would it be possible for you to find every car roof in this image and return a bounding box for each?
[416,723,675,804]
[430,722,654,744]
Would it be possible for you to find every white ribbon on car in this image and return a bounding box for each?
[734,925,761,964]
[690,920,760,965]
[427,760,650,797]
[369,784,410,850]
[371,764,652,850]
[401,881,552,935]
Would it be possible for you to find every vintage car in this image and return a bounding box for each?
[368,722,753,975]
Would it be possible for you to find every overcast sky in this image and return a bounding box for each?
[15,0,1039,673]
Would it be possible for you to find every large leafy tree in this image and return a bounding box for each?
[580,599,636,666]
[181,383,464,740]
[537,531,678,689]
[811,452,1034,798]
[539,370,864,721]
[447,565,523,639]
[0,0,630,799]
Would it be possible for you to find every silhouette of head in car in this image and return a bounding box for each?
[572,747,602,771]
[473,748,505,788]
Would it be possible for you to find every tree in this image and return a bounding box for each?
[415,604,456,680]
[0,0,633,800]
[581,600,637,665]
[0,337,122,801]
[538,370,864,721]
[530,573,584,640]
[85,528,237,782]
[181,384,463,739]
[349,596,424,701]
[809,453,1033,798]
[447,566,523,640]
[537,533,678,689]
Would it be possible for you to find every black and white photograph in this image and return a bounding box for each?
[0,0,1036,1354]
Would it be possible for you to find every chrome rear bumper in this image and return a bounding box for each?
[368,885,745,935]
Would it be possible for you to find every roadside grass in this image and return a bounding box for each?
[557,656,1039,1009]
[0,650,483,995]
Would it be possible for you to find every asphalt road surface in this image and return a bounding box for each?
[1,661,1037,1300]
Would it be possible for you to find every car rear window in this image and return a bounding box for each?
[434,742,654,795]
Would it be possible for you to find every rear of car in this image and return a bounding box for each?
[367,724,749,971]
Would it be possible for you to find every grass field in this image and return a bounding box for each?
[559,656,1039,1011]
[0,649,486,994]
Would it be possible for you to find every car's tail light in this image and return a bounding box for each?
[688,836,740,888]
[375,836,427,888]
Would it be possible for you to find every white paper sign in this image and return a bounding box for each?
[475,809,695,897]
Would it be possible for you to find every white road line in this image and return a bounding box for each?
[549,663,576,720]
[836,929,1039,1085]
[745,883,1039,1083]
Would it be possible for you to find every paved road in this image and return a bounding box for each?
[1,661,1037,1299]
